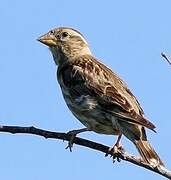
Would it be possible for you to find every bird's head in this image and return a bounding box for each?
[37,27,92,65]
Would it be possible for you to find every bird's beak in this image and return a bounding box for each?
[37,33,57,47]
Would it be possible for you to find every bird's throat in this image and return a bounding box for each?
[49,46,92,66]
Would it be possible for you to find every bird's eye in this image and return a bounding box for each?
[62,32,69,38]
[49,30,54,34]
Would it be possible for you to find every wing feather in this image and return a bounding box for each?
[57,55,156,131]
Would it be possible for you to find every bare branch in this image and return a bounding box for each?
[0,125,170,179]
[161,52,171,65]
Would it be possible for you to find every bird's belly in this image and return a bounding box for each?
[63,94,120,135]
[73,111,119,135]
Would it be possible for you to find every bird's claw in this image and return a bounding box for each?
[65,141,73,152]
[105,145,124,163]
[65,130,77,152]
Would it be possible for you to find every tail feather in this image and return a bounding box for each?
[134,140,164,167]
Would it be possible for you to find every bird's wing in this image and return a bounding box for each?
[57,55,156,131]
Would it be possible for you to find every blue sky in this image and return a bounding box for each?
[0,0,171,179]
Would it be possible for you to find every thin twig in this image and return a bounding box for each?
[0,125,170,179]
[161,52,171,65]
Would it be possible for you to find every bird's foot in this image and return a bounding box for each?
[65,130,77,152]
[65,128,89,152]
[105,144,125,162]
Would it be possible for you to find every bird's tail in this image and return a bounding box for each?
[134,140,164,167]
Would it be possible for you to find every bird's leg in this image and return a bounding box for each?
[105,134,124,162]
[114,134,122,150]
[66,128,90,152]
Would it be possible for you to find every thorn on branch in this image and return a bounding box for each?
[161,52,171,65]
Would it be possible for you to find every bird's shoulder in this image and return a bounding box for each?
[57,55,120,92]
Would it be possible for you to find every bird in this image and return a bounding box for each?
[37,27,164,167]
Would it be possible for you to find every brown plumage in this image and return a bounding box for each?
[38,27,164,167]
